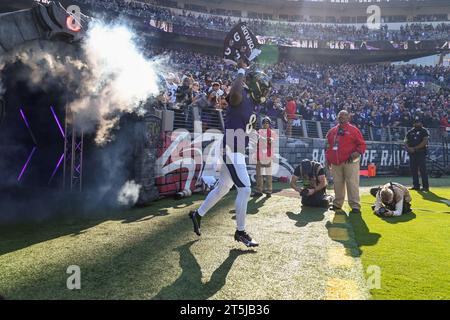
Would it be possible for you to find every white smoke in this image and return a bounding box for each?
[117,180,142,206]
[0,21,164,145]
[69,21,161,145]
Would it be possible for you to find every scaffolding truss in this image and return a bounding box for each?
[63,106,84,191]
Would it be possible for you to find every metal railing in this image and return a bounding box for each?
[166,105,447,143]
[172,107,194,132]
[200,108,223,132]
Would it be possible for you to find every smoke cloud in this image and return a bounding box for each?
[0,20,164,145]
[69,21,161,144]
[117,180,142,206]
[0,19,169,221]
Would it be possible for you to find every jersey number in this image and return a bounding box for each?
[246,114,257,134]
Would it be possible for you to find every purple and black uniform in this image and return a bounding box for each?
[195,82,259,245]
[223,88,257,154]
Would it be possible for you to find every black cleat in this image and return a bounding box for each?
[350,208,361,214]
[234,230,259,247]
[189,210,202,236]
[420,188,429,192]
[409,187,420,191]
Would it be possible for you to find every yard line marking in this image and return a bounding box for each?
[330,212,347,224]
[328,247,354,269]
[327,227,349,241]
[325,278,360,300]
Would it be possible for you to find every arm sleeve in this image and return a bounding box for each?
[393,199,404,217]
[374,192,382,212]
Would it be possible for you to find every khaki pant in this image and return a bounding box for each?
[331,161,361,210]
[256,162,272,194]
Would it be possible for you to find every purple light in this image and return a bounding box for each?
[20,108,37,145]
[50,106,65,138]
[49,153,65,184]
[17,146,37,182]
[20,109,31,130]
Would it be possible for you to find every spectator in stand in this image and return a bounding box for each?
[285,97,297,137]
[208,82,223,109]
[77,0,450,42]
[138,47,448,133]
[439,113,450,140]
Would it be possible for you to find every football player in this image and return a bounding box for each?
[189,61,271,247]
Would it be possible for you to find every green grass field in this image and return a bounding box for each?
[0,177,449,300]
[350,180,450,299]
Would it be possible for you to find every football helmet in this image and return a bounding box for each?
[245,70,271,104]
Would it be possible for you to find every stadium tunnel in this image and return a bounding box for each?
[0,2,162,222]
[0,1,87,220]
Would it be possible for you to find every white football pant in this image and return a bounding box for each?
[197,152,251,231]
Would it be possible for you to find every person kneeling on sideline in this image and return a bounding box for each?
[370,182,413,217]
[290,159,333,208]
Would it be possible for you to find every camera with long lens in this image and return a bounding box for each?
[376,207,388,216]
[300,188,310,197]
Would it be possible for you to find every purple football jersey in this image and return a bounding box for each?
[223,88,257,153]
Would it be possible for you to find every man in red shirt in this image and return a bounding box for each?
[325,110,366,214]
[439,114,450,140]
[285,97,297,137]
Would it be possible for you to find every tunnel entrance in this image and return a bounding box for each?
[0,60,67,190]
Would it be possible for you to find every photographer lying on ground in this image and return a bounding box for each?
[370,182,413,217]
[290,159,333,208]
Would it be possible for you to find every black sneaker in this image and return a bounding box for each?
[420,188,429,192]
[409,187,420,191]
[265,193,272,198]
[234,230,259,247]
[251,192,263,198]
[350,208,361,214]
[189,210,202,236]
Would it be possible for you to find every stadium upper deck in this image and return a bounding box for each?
[156,0,449,24]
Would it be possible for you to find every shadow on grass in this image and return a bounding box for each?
[418,190,450,207]
[1,194,239,299]
[153,240,256,300]
[326,211,381,258]
[286,206,327,228]
[380,212,416,224]
[230,194,269,220]
[247,195,270,215]
[122,209,170,224]
[0,196,189,256]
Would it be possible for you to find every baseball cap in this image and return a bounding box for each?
[262,117,271,124]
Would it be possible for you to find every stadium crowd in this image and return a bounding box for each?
[69,0,450,135]
[74,0,450,41]
[145,47,450,134]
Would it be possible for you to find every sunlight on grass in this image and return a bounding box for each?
[349,187,450,300]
